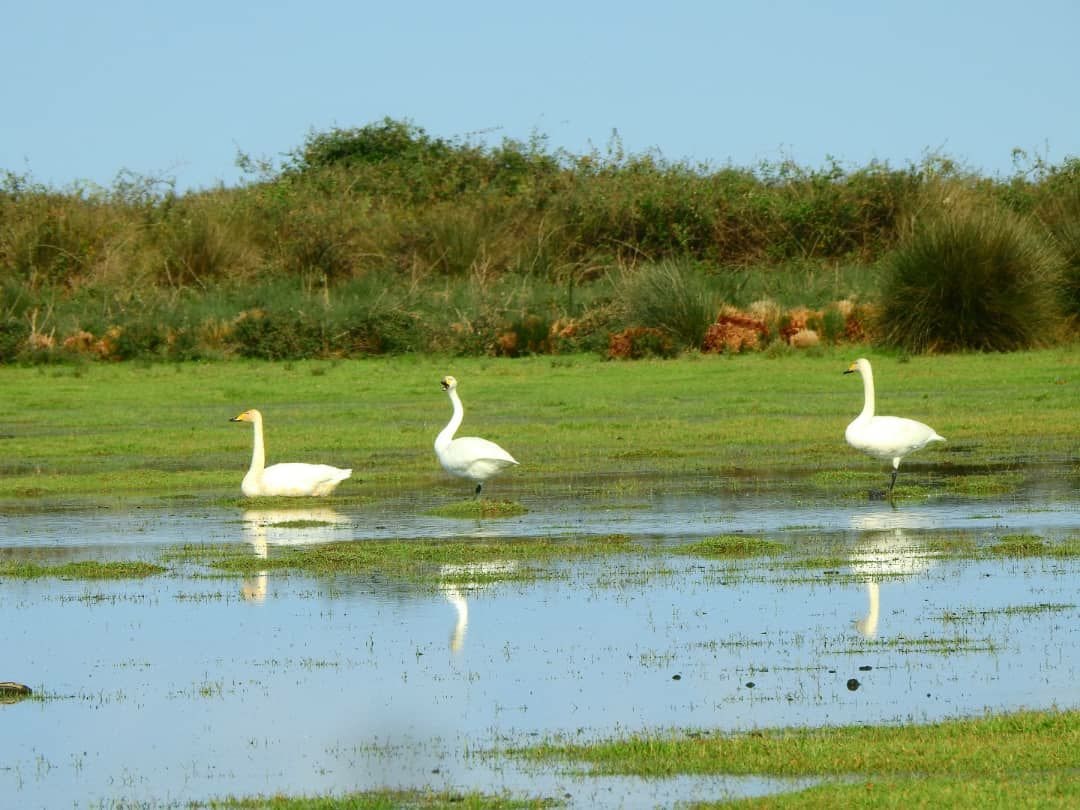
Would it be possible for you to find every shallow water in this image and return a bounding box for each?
[1,479,1078,808]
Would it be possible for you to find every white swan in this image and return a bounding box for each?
[230,409,352,497]
[844,359,945,495]
[435,376,518,497]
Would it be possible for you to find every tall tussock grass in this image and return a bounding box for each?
[1,121,1078,362]
[616,260,721,349]
[878,204,1065,352]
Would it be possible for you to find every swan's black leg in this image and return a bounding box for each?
[474,482,483,499]
[888,468,898,495]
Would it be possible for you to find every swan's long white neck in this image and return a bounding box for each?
[857,363,876,421]
[248,414,266,476]
[436,389,464,450]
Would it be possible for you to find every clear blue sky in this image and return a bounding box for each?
[4,0,1078,192]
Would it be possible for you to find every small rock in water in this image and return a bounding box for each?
[858,665,872,671]
[847,678,861,691]
[745,681,755,689]
[671,673,681,681]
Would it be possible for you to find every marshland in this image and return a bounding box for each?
[1,122,1078,808]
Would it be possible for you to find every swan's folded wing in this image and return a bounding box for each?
[862,416,942,456]
[261,463,351,496]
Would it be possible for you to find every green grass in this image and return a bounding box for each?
[0,681,33,703]
[989,533,1080,557]
[0,349,1074,506]
[711,774,1080,809]
[514,709,1080,807]
[680,534,785,558]
[200,790,556,809]
[426,499,528,519]
[168,533,637,585]
[0,560,166,579]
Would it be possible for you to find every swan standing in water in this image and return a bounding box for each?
[230,409,352,497]
[844,359,945,495]
[435,376,518,497]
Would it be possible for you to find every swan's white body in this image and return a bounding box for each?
[435,376,518,496]
[231,409,351,497]
[844,359,945,493]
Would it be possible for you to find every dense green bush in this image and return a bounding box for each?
[617,260,719,349]
[1,122,1077,362]
[0,318,29,362]
[877,206,1064,352]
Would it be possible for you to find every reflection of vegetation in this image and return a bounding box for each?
[844,635,997,654]
[265,519,338,529]
[0,560,165,579]
[941,602,1075,623]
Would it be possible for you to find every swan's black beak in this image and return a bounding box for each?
[440,380,450,391]
[229,416,241,421]
[843,368,855,375]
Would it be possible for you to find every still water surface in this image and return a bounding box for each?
[1,480,1078,808]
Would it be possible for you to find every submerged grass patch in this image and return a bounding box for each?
[0,681,33,703]
[989,533,1080,557]
[680,534,785,558]
[514,708,1080,778]
[712,774,1080,809]
[167,533,637,586]
[426,499,528,519]
[0,560,166,580]
[940,602,1076,623]
[200,789,555,809]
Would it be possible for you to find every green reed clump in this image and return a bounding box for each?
[0,317,29,362]
[616,259,719,349]
[878,205,1064,352]
[1037,182,1080,322]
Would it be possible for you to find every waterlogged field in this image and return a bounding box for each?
[0,351,1077,807]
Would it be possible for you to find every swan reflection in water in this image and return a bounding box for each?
[240,508,350,602]
[438,561,519,653]
[849,510,940,639]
